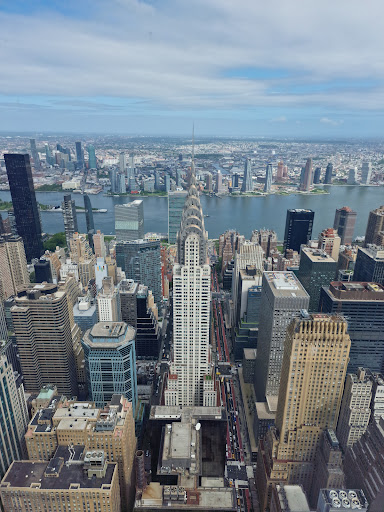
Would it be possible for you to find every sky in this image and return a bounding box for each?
[1,0,384,137]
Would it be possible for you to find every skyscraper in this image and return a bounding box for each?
[264,163,273,192]
[336,368,372,453]
[276,161,284,181]
[115,200,144,242]
[82,322,137,411]
[0,234,29,301]
[116,172,127,194]
[75,140,83,166]
[29,138,40,168]
[254,272,309,401]
[318,227,341,260]
[283,209,314,254]
[313,167,321,184]
[116,239,162,305]
[324,163,333,184]
[353,245,384,285]
[299,158,313,191]
[347,167,358,185]
[4,154,43,261]
[0,356,28,478]
[119,152,126,174]
[295,247,338,311]
[242,157,253,192]
[34,258,52,283]
[361,161,372,185]
[62,194,78,247]
[364,205,384,246]
[257,314,350,507]
[87,144,97,169]
[168,190,187,244]
[11,283,81,396]
[164,152,215,407]
[320,281,384,373]
[97,276,121,322]
[333,206,357,245]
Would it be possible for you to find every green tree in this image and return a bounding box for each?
[43,232,66,252]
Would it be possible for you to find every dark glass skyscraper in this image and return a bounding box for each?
[324,163,333,184]
[333,206,357,245]
[29,139,40,168]
[313,167,321,184]
[75,141,83,167]
[283,209,314,254]
[4,154,43,262]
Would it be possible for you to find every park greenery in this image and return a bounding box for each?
[43,232,66,251]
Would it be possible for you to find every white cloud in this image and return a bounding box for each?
[0,0,384,112]
[320,117,344,126]
[269,116,287,123]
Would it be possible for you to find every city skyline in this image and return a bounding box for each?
[1,1,384,136]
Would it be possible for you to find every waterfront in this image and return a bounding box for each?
[0,186,382,239]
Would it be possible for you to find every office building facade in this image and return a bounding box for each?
[318,227,341,260]
[283,209,314,254]
[299,157,313,191]
[11,283,81,396]
[4,154,43,261]
[333,206,357,245]
[319,281,384,373]
[82,322,137,411]
[168,190,187,244]
[29,138,40,168]
[242,157,253,192]
[87,144,97,169]
[0,356,28,478]
[264,163,273,192]
[295,247,338,311]
[115,200,144,242]
[364,205,384,246]
[254,272,309,401]
[0,235,29,301]
[361,161,372,185]
[353,245,384,285]
[116,239,162,305]
[324,163,333,184]
[257,314,350,507]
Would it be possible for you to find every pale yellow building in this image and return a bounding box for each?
[257,313,350,510]
[0,235,29,301]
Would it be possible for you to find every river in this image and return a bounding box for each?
[0,186,383,239]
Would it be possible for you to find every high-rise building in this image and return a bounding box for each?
[353,245,384,285]
[34,258,52,283]
[364,205,384,246]
[296,247,338,311]
[73,296,98,333]
[324,163,333,184]
[4,154,43,261]
[168,190,187,244]
[115,200,144,242]
[309,430,345,508]
[205,172,213,192]
[87,144,97,169]
[0,356,28,478]
[0,235,29,301]
[361,161,372,185]
[0,303,7,341]
[29,138,40,168]
[97,276,121,322]
[319,281,384,373]
[318,227,341,260]
[264,163,273,192]
[344,415,384,509]
[299,157,313,191]
[164,155,215,407]
[164,173,171,192]
[115,239,161,305]
[75,140,83,166]
[254,272,309,401]
[336,368,372,452]
[62,194,78,247]
[83,193,95,247]
[119,280,160,359]
[119,152,126,174]
[11,283,81,396]
[283,209,314,254]
[256,314,350,508]
[216,170,225,194]
[83,322,137,410]
[93,229,106,258]
[333,206,357,245]
[313,166,321,184]
[347,167,358,185]
[276,161,284,181]
[242,157,253,192]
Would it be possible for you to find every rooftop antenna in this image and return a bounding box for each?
[192,123,195,161]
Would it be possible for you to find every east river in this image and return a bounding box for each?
[0,186,383,240]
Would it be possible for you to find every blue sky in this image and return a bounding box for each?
[1,0,384,137]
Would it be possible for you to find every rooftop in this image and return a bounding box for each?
[301,246,336,263]
[264,272,308,298]
[277,485,310,512]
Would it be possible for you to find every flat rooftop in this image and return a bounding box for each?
[1,446,116,491]
[301,246,336,263]
[264,272,308,297]
[90,322,130,338]
[150,406,225,421]
[279,485,310,511]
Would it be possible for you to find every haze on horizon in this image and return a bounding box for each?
[1,0,384,137]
